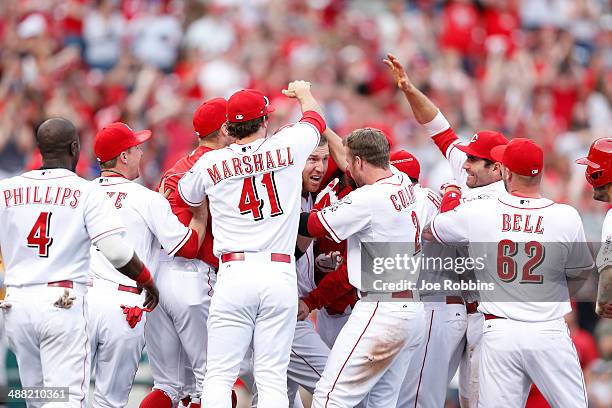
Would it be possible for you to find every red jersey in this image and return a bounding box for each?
[158,145,218,269]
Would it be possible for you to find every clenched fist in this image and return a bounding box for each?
[282,80,312,100]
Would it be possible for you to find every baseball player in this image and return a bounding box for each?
[426,138,594,407]
[88,122,207,408]
[0,118,158,408]
[385,53,508,407]
[576,137,612,319]
[299,128,426,408]
[178,81,326,408]
[141,98,234,408]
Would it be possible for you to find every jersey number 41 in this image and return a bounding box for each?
[238,172,283,221]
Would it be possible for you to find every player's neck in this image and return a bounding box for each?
[235,127,266,145]
[101,168,132,180]
[199,138,224,150]
[40,158,73,171]
[507,186,541,199]
[364,167,393,185]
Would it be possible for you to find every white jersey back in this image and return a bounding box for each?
[431,193,594,321]
[178,121,320,256]
[317,172,423,291]
[89,176,192,285]
[0,169,124,286]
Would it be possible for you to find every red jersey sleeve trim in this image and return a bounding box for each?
[177,180,203,207]
[431,128,459,158]
[430,217,448,245]
[172,229,198,258]
[300,111,326,134]
[91,227,126,243]
[317,211,342,243]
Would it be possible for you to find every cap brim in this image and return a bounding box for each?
[489,145,507,164]
[575,157,600,168]
[456,143,488,160]
[134,130,152,144]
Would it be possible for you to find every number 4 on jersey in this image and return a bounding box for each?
[27,212,53,257]
[239,172,283,221]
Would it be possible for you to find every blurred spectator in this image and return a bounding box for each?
[83,0,125,71]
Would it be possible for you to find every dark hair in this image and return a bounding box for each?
[343,128,390,169]
[226,116,266,140]
[99,157,118,169]
[318,136,328,147]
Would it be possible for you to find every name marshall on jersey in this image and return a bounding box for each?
[3,185,81,208]
[206,147,294,184]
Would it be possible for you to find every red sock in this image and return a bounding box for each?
[181,396,191,407]
[190,404,200,408]
[140,389,172,408]
[232,390,237,408]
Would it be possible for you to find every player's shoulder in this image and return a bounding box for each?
[550,202,582,220]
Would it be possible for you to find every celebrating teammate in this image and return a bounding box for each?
[576,137,612,319]
[300,128,426,407]
[385,52,508,408]
[178,81,326,407]
[142,98,234,408]
[88,122,207,408]
[0,118,158,407]
[426,138,594,407]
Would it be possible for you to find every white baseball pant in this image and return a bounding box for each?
[3,283,90,408]
[459,310,483,407]
[87,279,146,408]
[312,300,425,408]
[396,301,467,408]
[478,316,587,407]
[145,257,216,404]
[247,316,330,407]
[202,252,297,408]
[315,307,351,349]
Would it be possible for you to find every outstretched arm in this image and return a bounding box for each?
[383,53,439,124]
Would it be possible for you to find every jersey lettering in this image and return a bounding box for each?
[26,212,53,257]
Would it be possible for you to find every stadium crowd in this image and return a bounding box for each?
[0,0,611,406]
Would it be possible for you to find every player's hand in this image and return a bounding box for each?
[314,178,339,211]
[141,280,159,310]
[120,305,151,328]
[595,302,612,319]
[297,299,310,321]
[315,251,343,273]
[282,80,312,99]
[383,53,413,93]
[440,181,461,195]
[53,288,76,309]
[158,177,171,199]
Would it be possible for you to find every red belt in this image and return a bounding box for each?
[86,281,142,294]
[466,301,479,314]
[48,280,73,288]
[220,252,291,264]
[446,296,464,305]
[484,313,506,321]
[118,284,142,294]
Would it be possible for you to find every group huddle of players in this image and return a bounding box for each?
[0,53,610,408]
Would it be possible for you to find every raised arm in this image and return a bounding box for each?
[323,127,348,173]
[383,53,439,124]
[282,80,324,117]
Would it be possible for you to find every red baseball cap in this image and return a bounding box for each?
[227,89,274,123]
[456,130,508,162]
[94,122,151,163]
[193,98,227,138]
[576,137,612,187]
[390,150,420,181]
[490,138,543,176]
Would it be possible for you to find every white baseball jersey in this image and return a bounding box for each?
[596,208,612,272]
[431,193,594,321]
[0,168,124,286]
[89,175,193,286]
[317,172,421,290]
[178,121,320,256]
[297,193,315,297]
